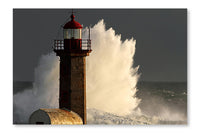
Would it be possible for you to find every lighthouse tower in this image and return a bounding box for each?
[53,13,91,124]
[29,13,91,125]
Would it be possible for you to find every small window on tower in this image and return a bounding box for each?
[36,122,44,124]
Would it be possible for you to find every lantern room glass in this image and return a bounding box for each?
[64,29,82,39]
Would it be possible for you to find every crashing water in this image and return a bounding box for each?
[13,20,187,124]
[13,53,59,124]
[87,108,157,125]
[87,108,186,125]
[85,20,140,116]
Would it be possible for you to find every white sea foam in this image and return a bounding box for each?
[84,20,141,116]
[13,53,59,123]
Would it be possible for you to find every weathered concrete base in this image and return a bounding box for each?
[29,108,83,125]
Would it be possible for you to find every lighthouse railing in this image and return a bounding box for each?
[53,39,91,51]
[54,40,64,50]
[82,39,91,50]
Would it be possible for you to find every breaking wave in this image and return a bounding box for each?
[13,19,186,124]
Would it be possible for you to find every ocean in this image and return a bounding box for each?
[87,81,187,125]
[13,81,187,125]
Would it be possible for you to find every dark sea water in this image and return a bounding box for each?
[136,81,187,124]
[13,81,187,124]
[137,82,187,114]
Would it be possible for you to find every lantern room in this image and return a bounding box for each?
[53,13,91,54]
[63,14,82,39]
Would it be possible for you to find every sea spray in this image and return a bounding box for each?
[13,19,141,123]
[13,53,59,123]
[85,20,141,115]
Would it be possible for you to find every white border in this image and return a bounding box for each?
[1,0,200,133]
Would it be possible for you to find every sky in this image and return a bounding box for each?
[13,9,187,82]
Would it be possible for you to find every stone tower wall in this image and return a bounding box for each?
[70,56,86,124]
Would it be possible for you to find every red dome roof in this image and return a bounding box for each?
[63,14,83,29]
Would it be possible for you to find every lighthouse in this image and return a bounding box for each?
[29,12,91,125]
[54,13,92,124]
